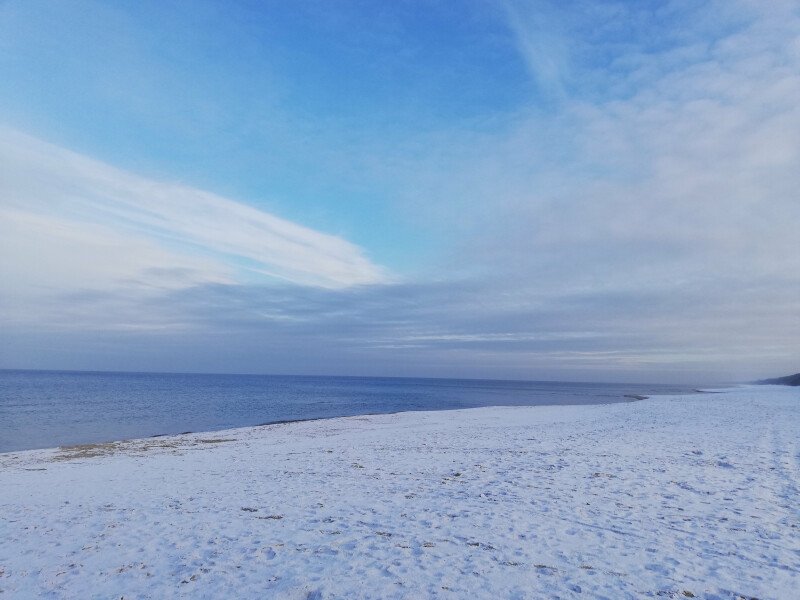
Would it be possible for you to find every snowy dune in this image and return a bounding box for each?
[1,387,798,599]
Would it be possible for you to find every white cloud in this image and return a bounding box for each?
[500,0,570,99]
[0,129,389,311]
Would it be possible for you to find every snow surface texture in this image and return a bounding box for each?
[1,386,798,599]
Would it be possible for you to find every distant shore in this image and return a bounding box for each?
[756,372,800,386]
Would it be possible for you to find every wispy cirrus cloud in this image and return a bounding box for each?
[0,129,389,303]
[500,0,571,100]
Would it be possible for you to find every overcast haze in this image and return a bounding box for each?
[1,0,799,383]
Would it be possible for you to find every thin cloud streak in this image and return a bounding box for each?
[0,129,389,292]
[500,0,570,100]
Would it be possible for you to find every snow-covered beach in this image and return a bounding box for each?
[1,386,798,599]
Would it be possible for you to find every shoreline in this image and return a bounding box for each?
[0,385,745,458]
[1,388,707,457]
[0,370,707,455]
[2,402,609,461]
[2,386,796,598]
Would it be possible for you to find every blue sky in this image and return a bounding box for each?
[0,0,530,268]
[1,0,799,382]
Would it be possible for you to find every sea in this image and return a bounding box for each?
[0,370,700,453]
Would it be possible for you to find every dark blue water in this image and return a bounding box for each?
[0,370,698,453]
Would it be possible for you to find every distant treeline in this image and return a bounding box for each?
[756,373,800,386]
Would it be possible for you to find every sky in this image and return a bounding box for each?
[1,0,798,383]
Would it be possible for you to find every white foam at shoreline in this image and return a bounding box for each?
[1,387,798,598]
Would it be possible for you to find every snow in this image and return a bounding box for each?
[1,386,798,599]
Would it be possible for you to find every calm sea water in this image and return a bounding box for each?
[0,370,699,453]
